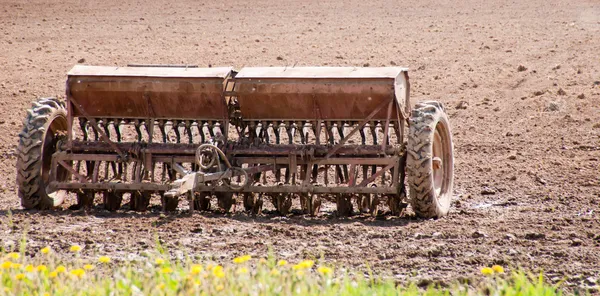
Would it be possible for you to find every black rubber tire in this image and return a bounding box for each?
[16,97,68,210]
[406,101,454,218]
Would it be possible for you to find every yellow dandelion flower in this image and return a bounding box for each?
[317,266,333,275]
[157,283,165,290]
[25,264,34,272]
[481,267,494,276]
[237,267,249,274]
[83,264,94,271]
[155,258,165,265]
[70,268,85,278]
[232,255,251,264]
[7,252,20,260]
[216,284,224,291]
[11,263,22,269]
[49,271,58,278]
[41,247,51,254]
[190,264,203,275]
[15,273,26,280]
[70,245,82,253]
[212,265,225,278]
[1,261,12,269]
[492,265,504,273]
[194,280,201,286]
[270,268,280,277]
[293,260,314,270]
[36,265,48,272]
[43,293,50,296]
[161,267,173,274]
[98,256,111,264]
[55,265,67,273]
[277,260,288,266]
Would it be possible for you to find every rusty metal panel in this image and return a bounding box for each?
[67,66,232,120]
[233,67,407,121]
[233,78,399,121]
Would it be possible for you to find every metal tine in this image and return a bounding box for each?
[112,119,122,142]
[75,160,82,178]
[197,121,206,143]
[298,122,304,145]
[275,122,281,144]
[286,121,293,144]
[326,122,335,145]
[324,165,329,185]
[90,118,99,141]
[134,120,143,142]
[184,121,193,144]
[249,121,257,141]
[114,119,124,179]
[335,165,345,184]
[392,121,402,144]
[263,121,271,144]
[369,122,378,175]
[309,121,318,145]
[123,162,128,182]
[359,124,367,145]
[256,121,262,140]
[369,121,378,145]
[337,121,349,181]
[104,161,109,180]
[144,120,152,142]
[217,121,225,137]
[158,120,167,143]
[85,160,94,178]
[311,163,318,182]
[79,118,89,141]
[207,121,215,138]
[100,120,118,178]
[173,120,182,143]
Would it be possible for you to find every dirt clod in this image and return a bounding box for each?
[455,101,468,109]
[571,238,583,246]
[472,231,487,238]
[77,58,85,63]
[517,65,527,72]
[545,101,561,112]
[525,233,546,240]
[480,187,496,195]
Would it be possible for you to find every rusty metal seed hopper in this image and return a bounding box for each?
[16,65,454,218]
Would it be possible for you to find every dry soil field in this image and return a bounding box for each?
[1,0,599,290]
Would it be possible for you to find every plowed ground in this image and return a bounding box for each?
[1,0,599,290]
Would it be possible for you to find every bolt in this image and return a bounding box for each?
[432,157,442,170]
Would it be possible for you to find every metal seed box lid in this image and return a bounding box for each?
[67,65,233,78]
[234,67,408,79]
